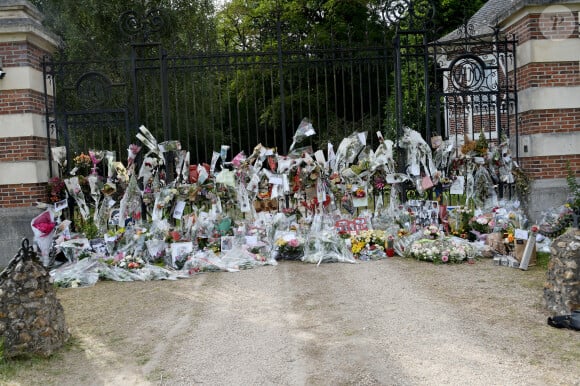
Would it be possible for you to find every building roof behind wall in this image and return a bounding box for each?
[439,0,577,41]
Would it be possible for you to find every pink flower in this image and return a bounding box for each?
[288,239,300,248]
[441,255,449,263]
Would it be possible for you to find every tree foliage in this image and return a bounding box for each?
[30,0,218,60]
[216,0,390,51]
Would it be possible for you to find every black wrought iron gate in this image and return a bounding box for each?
[43,1,518,181]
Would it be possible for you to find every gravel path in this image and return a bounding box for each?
[3,257,579,385]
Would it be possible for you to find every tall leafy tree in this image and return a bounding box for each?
[216,0,389,50]
[30,0,218,60]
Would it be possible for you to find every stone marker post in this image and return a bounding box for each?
[0,239,69,358]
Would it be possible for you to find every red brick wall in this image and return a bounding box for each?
[0,183,47,208]
[0,41,46,71]
[505,12,579,44]
[0,137,49,162]
[0,37,54,208]
[519,154,580,180]
[518,108,580,136]
[0,90,46,115]
[517,62,580,89]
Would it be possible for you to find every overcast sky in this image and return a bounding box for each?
[214,0,228,9]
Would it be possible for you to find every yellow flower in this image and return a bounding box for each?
[351,241,365,254]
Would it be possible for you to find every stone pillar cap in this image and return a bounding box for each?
[0,0,61,51]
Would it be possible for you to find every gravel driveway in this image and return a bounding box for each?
[4,257,579,385]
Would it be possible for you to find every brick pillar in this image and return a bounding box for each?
[504,4,580,222]
[0,0,60,266]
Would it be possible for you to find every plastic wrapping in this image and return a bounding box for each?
[181,250,231,274]
[473,164,497,209]
[31,209,57,266]
[220,245,276,270]
[59,238,91,263]
[288,118,316,153]
[303,228,355,265]
[350,229,389,261]
[64,176,90,220]
[399,127,436,177]
[334,131,366,170]
[118,175,142,225]
[272,231,304,261]
[152,187,178,221]
[50,258,101,288]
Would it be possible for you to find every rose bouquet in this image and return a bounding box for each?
[72,152,92,176]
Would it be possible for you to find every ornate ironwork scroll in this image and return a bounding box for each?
[75,71,112,108]
[379,0,434,28]
[119,8,167,41]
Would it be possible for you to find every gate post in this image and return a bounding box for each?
[0,1,60,267]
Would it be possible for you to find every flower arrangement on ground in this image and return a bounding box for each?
[113,253,145,269]
[423,224,442,239]
[274,237,304,260]
[350,229,389,260]
[466,213,493,241]
[407,237,475,264]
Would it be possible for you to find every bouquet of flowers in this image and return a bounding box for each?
[334,131,366,171]
[303,229,355,265]
[64,176,91,220]
[350,229,388,260]
[72,152,92,176]
[407,237,474,264]
[448,206,472,236]
[51,146,67,173]
[274,234,304,260]
[182,251,230,274]
[88,149,104,175]
[288,118,316,153]
[423,224,442,239]
[467,213,493,239]
[113,253,145,270]
[152,187,178,221]
[47,176,67,203]
[126,143,142,172]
